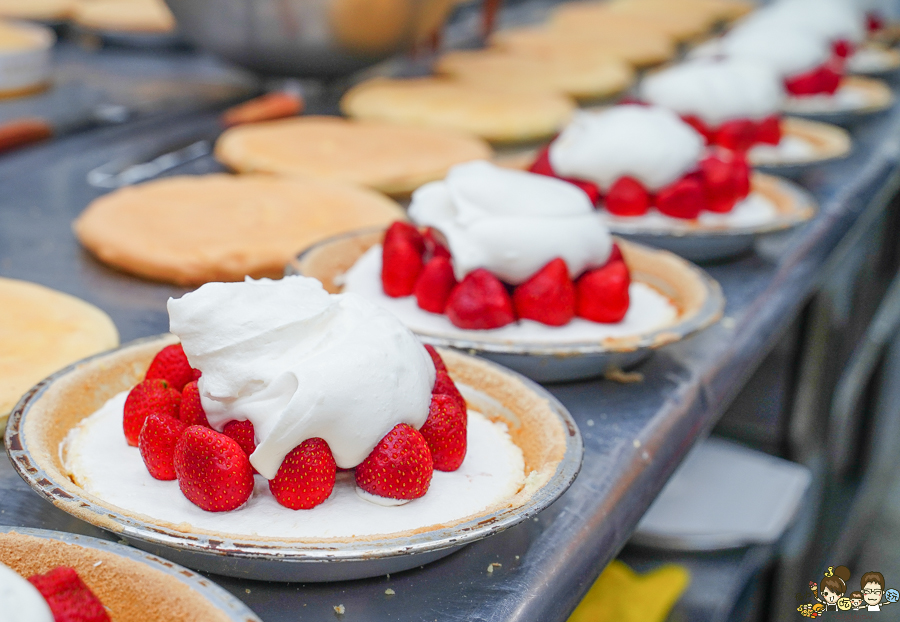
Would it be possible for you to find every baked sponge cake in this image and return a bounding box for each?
[73,174,406,286]
[0,278,119,431]
[215,116,492,196]
[341,77,575,144]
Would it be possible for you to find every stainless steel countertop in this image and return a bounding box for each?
[2,32,900,622]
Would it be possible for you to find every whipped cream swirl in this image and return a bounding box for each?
[408,160,612,284]
[168,276,435,479]
[640,59,784,126]
[0,562,54,622]
[548,105,704,191]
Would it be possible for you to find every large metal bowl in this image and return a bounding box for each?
[164,0,457,77]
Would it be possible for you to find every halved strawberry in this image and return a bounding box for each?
[28,567,109,622]
[174,426,254,512]
[268,437,336,510]
[123,379,181,447]
[681,114,713,143]
[424,344,447,374]
[139,413,187,481]
[607,243,624,265]
[732,155,751,200]
[419,393,467,471]
[756,116,782,145]
[144,343,197,392]
[382,221,425,297]
[867,13,884,33]
[655,175,706,219]
[445,269,516,329]
[833,39,853,59]
[434,370,466,413]
[414,256,457,314]
[179,380,210,428]
[605,176,651,216]
[714,119,757,153]
[223,420,257,459]
[700,152,740,213]
[355,423,433,500]
[512,258,576,326]
[785,64,842,96]
[576,261,631,323]
[424,228,451,260]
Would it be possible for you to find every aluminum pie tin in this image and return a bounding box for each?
[5,335,582,582]
[749,117,852,178]
[606,174,817,262]
[0,526,261,621]
[288,233,724,383]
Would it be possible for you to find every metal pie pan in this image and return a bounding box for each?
[289,233,725,383]
[749,117,852,178]
[5,336,582,582]
[605,174,817,262]
[782,76,895,125]
[0,526,261,620]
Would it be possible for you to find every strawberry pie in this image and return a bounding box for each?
[340,160,680,341]
[62,277,529,538]
[528,106,770,225]
[639,59,785,153]
[0,561,108,622]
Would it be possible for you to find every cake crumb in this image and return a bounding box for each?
[334,604,345,615]
[245,589,251,594]
[385,588,396,595]
[587,419,594,427]
[515,556,520,560]
[722,316,736,329]
[604,367,644,383]
[487,562,502,574]
[633,439,641,448]
[92,560,103,567]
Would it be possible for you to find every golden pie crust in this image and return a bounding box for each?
[0,531,232,622]
[0,0,72,21]
[0,278,118,431]
[22,335,567,543]
[551,1,717,43]
[73,0,175,33]
[73,174,406,286]
[748,117,851,167]
[341,77,575,144]
[492,25,677,69]
[435,48,634,102]
[294,230,712,351]
[215,116,492,196]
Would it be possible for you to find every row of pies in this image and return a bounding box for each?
[0,0,174,33]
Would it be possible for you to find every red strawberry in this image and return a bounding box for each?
[355,424,433,500]
[424,344,447,374]
[139,413,186,480]
[424,228,451,260]
[144,343,197,391]
[179,380,210,428]
[785,65,841,96]
[607,243,624,265]
[28,567,109,622]
[434,369,466,413]
[655,175,706,219]
[732,155,751,200]
[123,379,181,447]
[700,153,740,213]
[681,114,713,143]
[174,426,254,512]
[512,258,576,326]
[382,221,425,297]
[268,437,336,510]
[867,13,884,33]
[445,269,516,329]
[419,393,467,471]
[756,116,782,145]
[414,256,457,313]
[833,39,853,59]
[817,65,842,95]
[576,261,631,323]
[714,119,757,153]
[605,176,650,216]
[223,419,257,458]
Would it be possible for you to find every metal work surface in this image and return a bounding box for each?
[3,50,900,622]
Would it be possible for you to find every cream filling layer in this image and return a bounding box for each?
[748,135,817,164]
[601,193,779,230]
[785,83,874,112]
[342,246,679,344]
[64,391,526,539]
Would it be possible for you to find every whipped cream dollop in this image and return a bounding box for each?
[408,160,612,284]
[751,0,865,45]
[168,276,435,478]
[0,562,54,622]
[548,105,704,191]
[640,59,785,126]
[712,23,832,77]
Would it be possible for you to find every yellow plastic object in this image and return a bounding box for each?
[568,560,690,622]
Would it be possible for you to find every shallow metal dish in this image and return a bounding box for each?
[606,174,817,262]
[289,234,724,382]
[164,0,456,78]
[6,336,582,582]
[749,117,852,178]
[0,526,261,621]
